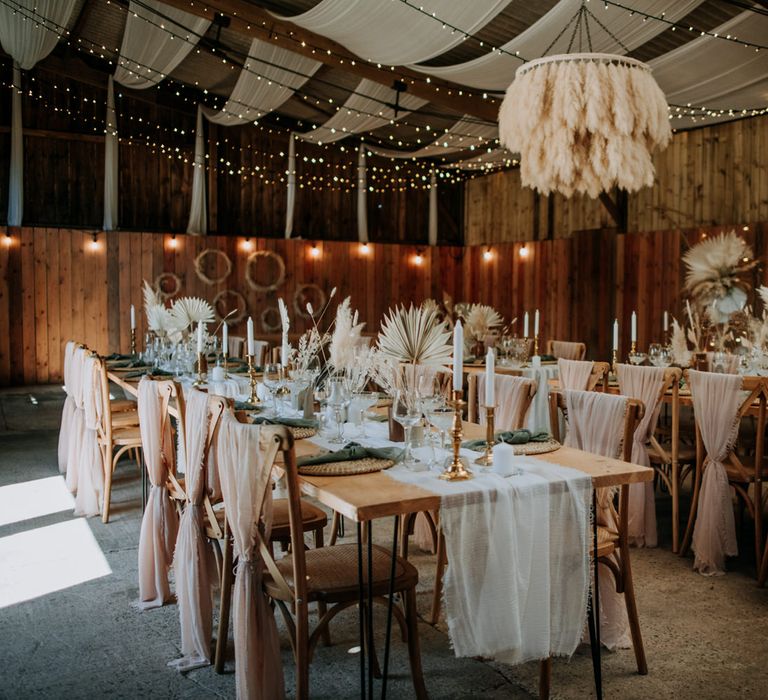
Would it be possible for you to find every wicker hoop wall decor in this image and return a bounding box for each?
[154,272,182,300]
[245,250,286,292]
[261,306,282,333]
[213,289,247,324]
[194,248,232,285]
[293,283,327,319]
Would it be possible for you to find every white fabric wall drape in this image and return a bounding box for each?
[114,0,211,88]
[274,0,511,65]
[412,0,704,91]
[285,132,296,238]
[428,170,438,246]
[187,105,207,235]
[357,144,368,243]
[103,76,119,231]
[0,0,79,225]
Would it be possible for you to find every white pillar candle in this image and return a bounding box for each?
[612,319,619,351]
[631,311,637,343]
[534,309,540,336]
[485,348,495,406]
[197,322,204,353]
[523,311,529,338]
[452,321,463,391]
[130,304,135,330]
[663,310,669,332]
[222,322,228,354]
[247,316,255,357]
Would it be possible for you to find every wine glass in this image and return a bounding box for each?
[427,403,453,470]
[394,390,423,469]
[327,378,350,444]
[350,391,378,438]
[262,363,283,414]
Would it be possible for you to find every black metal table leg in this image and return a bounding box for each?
[590,489,603,699]
[367,522,374,700]
[381,516,399,700]
[357,521,366,700]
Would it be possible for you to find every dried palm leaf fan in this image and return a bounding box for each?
[498,2,671,198]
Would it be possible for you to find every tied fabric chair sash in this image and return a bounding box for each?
[65,347,87,495]
[688,370,743,576]
[477,373,535,430]
[58,341,77,475]
[617,364,667,549]
[137,378,179,609]
[74,356,105,518]
[558,359,594,391]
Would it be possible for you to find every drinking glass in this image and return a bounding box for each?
[350,391,378,438]
[427,404,453,469]
[394,390,423,469]
[648,343,663,366]
[262,363,283,414]
[327,378,350,444]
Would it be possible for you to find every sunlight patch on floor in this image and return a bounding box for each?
[0,518,111,608]
[0,476,75,527]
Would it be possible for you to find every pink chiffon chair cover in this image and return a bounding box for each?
[216,412,285,700]
[58,341,77,474]
[136,377,179,609]
[563,389,632,650]
[169,388,215,671]
[704,352,740,374]
[73,355,105,517]
[477,373,537,430]
[551,340,586,360]
[65,346,87,495]
[617,364,667,548]
[687,370,743,576]
[558,359,594,390]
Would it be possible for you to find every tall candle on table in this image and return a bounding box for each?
[523,312,529,338]
[130,304,136,330]
[485,348,495,406]
[612,319,619,351]
[452,321,463,391]
[197,322,204,353]
[663,311,669,333]
[222,322,228,354]
[534,309,540,336]
[247,316,255,357]
[631,311,637,343]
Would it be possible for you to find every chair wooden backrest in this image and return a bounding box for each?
[466,372,537,429]
[546,339,587,361]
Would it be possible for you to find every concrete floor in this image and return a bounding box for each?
[1,385,767,699]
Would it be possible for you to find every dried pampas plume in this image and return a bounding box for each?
[499,56,671,198]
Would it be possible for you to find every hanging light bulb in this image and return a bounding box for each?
[519,244,529,258]
[359,242,371,255]
[242,237,254,252]
[3,233,11,247]
[483,247,493,261]
[168,234,178,250]
[309,244,321,259]
[90,233,100,251]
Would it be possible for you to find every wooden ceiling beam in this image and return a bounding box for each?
[158,0,500,122]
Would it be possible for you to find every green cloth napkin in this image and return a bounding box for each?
[297,441,404,467]
[462,430,550,451]
[124,368,175,379]
[108,359,146,368]
[369,413,389,422]
[106,353,132,361]
[540,354,557,362]
[247,415,318,429]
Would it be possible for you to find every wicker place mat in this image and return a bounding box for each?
[298,456,394,476]
[291,426,317,440]
[509,438,561,456]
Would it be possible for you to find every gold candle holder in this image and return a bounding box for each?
[439,389,473,481]
[474,405,495,467]
[130,328,137,357]
[630,340,637,355]
[247,354,261,405]
[222,351,229,379]
[611,348,618,374]
[534,333,539,357]
[192,351,206,387]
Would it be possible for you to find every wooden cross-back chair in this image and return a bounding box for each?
[680,373,767,569]
[542,390,647,698]
[466,373,537,428]
[210,399,427,699]
[545,339,587,360]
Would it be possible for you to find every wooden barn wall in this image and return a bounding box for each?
[2,222,766,386]
[465,114,768,244]
[0,61,463,244]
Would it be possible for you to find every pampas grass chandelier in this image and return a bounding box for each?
[498,1,672,199]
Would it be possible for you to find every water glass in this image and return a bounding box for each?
[394,390,423,469]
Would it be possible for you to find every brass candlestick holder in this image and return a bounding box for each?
[534,333,539,357]
[222,351,229,379]
[611,348,618,374]
[439,389,473,481]
[193,352,206,387]
[130,328,137,357]
[247,354,261,405]
[474,405,495,467]
[630,340,637,355]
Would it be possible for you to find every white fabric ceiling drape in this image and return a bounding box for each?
[428,170,438,246]
[285,132,297,238]
[357,144,368,243]
[114,0,211,88]
[411,0,704,91]
[298,78,427,144]
[0,0,79,225]
[275,0,512,65]
[103,76,119,231]
[187,38,321,234]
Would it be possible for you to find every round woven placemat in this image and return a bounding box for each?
[298,456,394,476]
[291,426,317,440]
[510,438,561,456]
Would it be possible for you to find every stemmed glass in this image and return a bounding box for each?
[648,343,671,367]
[262,363,283,414]
[350,391,378,438]
[327,378,350,444]
[394,390,423,469]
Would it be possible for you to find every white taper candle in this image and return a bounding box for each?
[197,322,204,353]
[222,322,228,354]
[534,309,540,336]
[523,312,529,338]
[631,311,637,343]
[485,348,495,406]
[247,317,255,357]
[130,304,135,330]
[452,321,463,391]
[612,319,619,352]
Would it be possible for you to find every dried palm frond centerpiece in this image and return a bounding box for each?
[462,303,503,358]
[498,2,671,198]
